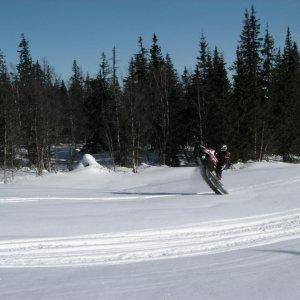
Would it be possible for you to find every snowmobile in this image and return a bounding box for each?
[196,145,228,195]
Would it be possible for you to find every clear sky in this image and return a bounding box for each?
[0,0,299,81]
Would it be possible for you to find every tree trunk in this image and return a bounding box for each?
[259,121,265,161]
[3,122,8,184]
[112,47,121,163]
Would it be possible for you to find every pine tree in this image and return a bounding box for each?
[16,34,37,165]
[0,7,299,173]
[259,24,276,159]
[232,6,262,160]
[68,60,84,168]
[122,37,151,171]
[99,52,111,82]
[84,53,117,168]
[0,51,12,181]
[17,33,33,83]
[261,25,276,97]
[190,33,212,145]
[292,55,300,155]
[148,33,167,164]
[84,76,105,148]
[181,67,191,93]
[130,37,149,169]
[164,53,182,166]
[272,28,299,160]
[181,67,194,148]
[123,58,138,171]
[206,48,231,147]
[149,33,163,69]
[58,80,70,141]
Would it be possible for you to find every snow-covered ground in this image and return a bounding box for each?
[0,161,299,299]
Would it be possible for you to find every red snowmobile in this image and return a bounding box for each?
[196,145,228,195]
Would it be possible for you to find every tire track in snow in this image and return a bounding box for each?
[0,209,299,268]
[0,194,174,203]
[0,192,210,204]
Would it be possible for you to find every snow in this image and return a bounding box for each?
[77,154,110,173]
[0,160,299,299]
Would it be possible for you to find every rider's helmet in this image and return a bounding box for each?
[221,144,227,152]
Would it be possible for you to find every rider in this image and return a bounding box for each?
[215,144,230,180]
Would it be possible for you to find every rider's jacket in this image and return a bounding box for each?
[216,151,230,167]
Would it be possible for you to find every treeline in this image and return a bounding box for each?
[0,7,299,175]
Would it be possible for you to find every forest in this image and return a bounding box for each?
[0,6,299,176]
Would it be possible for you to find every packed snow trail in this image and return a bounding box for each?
[1,162,300,300]
[1,209,299,267]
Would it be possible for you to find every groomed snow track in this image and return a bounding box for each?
[1,209,299,268]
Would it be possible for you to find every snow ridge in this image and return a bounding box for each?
[1,209,299,268]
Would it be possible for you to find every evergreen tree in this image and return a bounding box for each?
[232,6,262,160]
[181,67,191,93]
[84,53,117,168]
[190,33,212,145]
[68,60,84,168]
[261,25,276,97]
[181,67,194,147]
[17,33,33,83]
[123,58,138,171]
[1,6,299,173]
[84,76,106,148]
[16,34,37,165]
[99,52,111,82]
[148,33,167,163]
[58,80,70,140]
[292,56,300,155]
[206,48,231,147]
[122,37,150,171]
[111,47,122,164]
[259,25,276,159]
[272,28,299,160]
[0,51,12,180]
[130,37,149,169]
[164,53,183,166]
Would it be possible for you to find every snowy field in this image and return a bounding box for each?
[0,160,300,299]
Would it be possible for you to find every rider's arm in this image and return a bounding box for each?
[224,152,231,168]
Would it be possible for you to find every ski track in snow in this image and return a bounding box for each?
[0,193,211,204]
[0,209,299,268]
[0,194,175,203]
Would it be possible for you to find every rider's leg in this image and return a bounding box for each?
[216,165,222,180]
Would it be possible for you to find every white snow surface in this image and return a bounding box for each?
[79,154,109,172]
[0,161,300,299]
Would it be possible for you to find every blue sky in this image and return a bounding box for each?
[0,0,299,80]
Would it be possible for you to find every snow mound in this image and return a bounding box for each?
[80,154,109,173]
[82,154,100,167]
